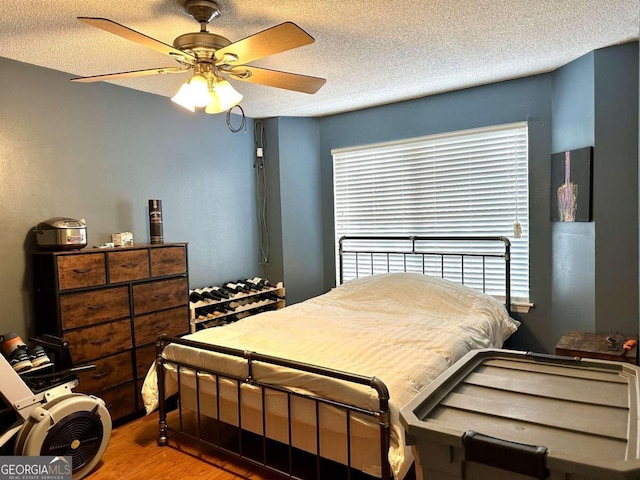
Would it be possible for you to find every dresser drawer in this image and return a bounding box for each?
[57,253,106,290]
[76,350,133,393]
[133,277,188,316]
[135,344,156,380]
[108,249,150,283]
[134,306,189,347]
[96,382,137,422]
[60,286,130,330]
[65,318,132,364]
[150,246,186,277]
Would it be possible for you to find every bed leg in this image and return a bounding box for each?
[158,419,168,447]
[156,335,168,447]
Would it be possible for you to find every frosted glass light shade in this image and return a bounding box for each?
[172,75,242,114]
[170,83,196,112]
[189,75,212,107]
[204,93,226,114]
[205,80,243,114]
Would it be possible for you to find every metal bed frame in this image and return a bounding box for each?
[155,235,512,480]
[339,235,511,314]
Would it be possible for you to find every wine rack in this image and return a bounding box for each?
[189,281,285,332]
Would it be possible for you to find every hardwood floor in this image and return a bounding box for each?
[86,413,281,480]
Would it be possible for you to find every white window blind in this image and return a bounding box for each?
[332,122,529,302]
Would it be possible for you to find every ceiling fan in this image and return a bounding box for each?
[71,0,326,113]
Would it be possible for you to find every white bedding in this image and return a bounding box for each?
[142,272,519,479]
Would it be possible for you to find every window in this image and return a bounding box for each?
[332,122,529,305]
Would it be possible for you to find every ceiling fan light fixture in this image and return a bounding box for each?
[170,83,196,112]
[74,7,326,117]
[189,74,211,107]
[214,80,243,110]
[204,93,225,114]
[171,73,215,112]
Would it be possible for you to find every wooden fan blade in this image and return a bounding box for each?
[228,66,325,94]
[215,22,314,66]
[78,17,195,63]
[71,67,190,83]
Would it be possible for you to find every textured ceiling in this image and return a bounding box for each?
[0,0,638,118]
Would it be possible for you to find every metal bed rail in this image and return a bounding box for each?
[156,334,393,480]
[338,235,511,314]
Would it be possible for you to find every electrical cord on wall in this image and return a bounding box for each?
[226,105,246,133]
[254,120,270,268]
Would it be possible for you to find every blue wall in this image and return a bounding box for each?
[261,117,325,304]
[549,42,639,341]
[550,52,596,339]
[593,43,639,332]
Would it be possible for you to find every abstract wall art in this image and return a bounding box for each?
[551,146,593,222]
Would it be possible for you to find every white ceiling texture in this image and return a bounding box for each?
[0,0,638,118]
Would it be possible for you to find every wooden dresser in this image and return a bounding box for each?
[32,243,189,423]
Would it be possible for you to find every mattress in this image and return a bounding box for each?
[142,272,520,479]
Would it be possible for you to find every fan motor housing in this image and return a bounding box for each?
[173,32,231,59]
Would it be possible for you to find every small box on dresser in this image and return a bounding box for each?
[32,243,189,424]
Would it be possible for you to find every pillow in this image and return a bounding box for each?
[333,272,494,308]
[330,273,519,339]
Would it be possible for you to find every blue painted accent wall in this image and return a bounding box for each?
[549,43,640,341]
[593,42,639,333]
[261,117,325,304]
[261,118,285,285]
[550,52,596,339]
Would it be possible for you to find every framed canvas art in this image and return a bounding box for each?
[551,146,593,222]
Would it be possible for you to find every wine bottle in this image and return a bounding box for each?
[189,291,206,303]
[223,282,244,295]
[210,286,231,299]
[195,306,214,318]
[242,279,262,291]
[233,281,252,293]
[251,277,274,289]
[202,289,224,301]
[263,291,285,301]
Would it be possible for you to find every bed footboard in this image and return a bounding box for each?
[155,334,393,480]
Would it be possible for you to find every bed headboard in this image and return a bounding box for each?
[338,235,511,313]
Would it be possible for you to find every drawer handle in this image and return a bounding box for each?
[121,263,138,269]
[161,259,177,264]
[73,267,93,274]
[89,337,109,346]
[154,294,170,302]
[92,366,113,379]
[86,304,106,311]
